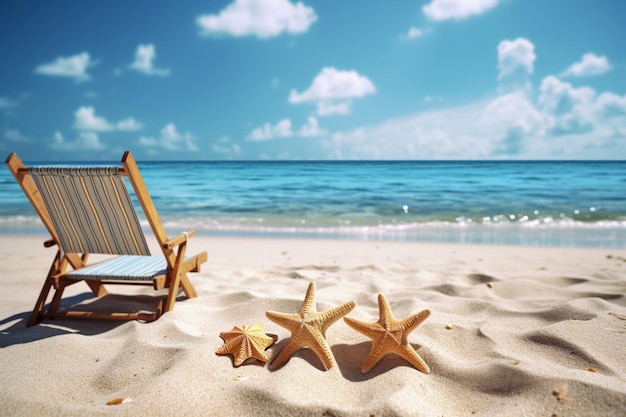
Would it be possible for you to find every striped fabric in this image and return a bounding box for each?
[30,166,151,256]
[66,255,168,281]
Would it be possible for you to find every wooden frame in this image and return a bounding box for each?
[6,151,208,326]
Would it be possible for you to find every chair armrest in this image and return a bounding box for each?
[44,238,57,248]
[163,230,196,249]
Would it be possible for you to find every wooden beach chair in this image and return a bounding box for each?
[5,151,207,326]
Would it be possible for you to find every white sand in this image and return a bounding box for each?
[1,235,625,416]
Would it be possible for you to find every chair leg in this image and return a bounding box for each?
[164,271,182,313]
[164,241,187,312]
[27,250,63,327]
[85,280,107,297]
[48,279,69,317]
[27,277,54,327]
[179,273,197,299]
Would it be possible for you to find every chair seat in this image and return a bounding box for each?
[65,255,170,281]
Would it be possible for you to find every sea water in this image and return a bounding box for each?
[1,160,625,248]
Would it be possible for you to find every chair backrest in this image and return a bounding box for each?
[29,165,151,256]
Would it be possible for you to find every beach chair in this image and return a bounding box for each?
[5,151,207,326]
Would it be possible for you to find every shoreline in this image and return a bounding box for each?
[1,235,625,416]
[0,223,625,249]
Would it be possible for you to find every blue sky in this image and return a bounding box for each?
[1,0,625,160]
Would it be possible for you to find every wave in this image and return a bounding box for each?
[2,214,624,248]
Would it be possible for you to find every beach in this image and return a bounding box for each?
[1,235,625,416]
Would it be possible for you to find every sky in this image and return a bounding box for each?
[1,0,625,161]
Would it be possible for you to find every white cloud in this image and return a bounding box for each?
[139,123,198,151]
[326,102,493,159]
[197,0,317,38]
[73,107,144,132]
[562,53,611,78]
[247,118,293,140]
[326,72,626,160]
[289,67,376,116]
[73,107,113,131]
[212,136,242,156]
[129,44,171,76]
[406,27,424,39]
[0,97,17,108]
[595,92,626,118]
[424,95,444,103]
[423,0,500,21]
[34,52,94,82]
[497,38,535,93]
[4,129,31,143]
[52,131,105,150]
[318,37,626,160]
[289,67,376,102]
[316,101,352,116]
[298,117,327,137]
[538,76,596,135]
[116,117,144,131]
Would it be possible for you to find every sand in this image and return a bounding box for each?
[1,235,625,417]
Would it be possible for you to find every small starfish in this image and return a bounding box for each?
[265,281,356,370]
[344,294,431,374]
[216,323,275,367]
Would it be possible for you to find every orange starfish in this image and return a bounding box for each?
[216,323,275,367]
[344,294,431,374]
[265,281,356,370]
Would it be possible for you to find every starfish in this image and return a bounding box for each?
[216,323,275,367]
[265,281,356,370]
[344,293,431,374]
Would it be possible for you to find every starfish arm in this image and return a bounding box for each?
[344,316,377,337]
[215,333,244,353]
[320,300,357,332]
[216,337,251,367]
[396,344,431,374]
[247,341,270,364]
[377,294,396,327]
[306,333,337,370]
[266,310,302,331]
[361,341,391,373]
[403,309,431,334]
[268,338,300,370]
[300,281,318,314]
[232,340,254,367]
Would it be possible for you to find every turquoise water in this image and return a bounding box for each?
[1,160,625,248]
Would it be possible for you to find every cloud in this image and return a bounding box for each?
[34,52,95,82]
[423,0,500,21]
[212,136,242,156]
[129,44,171,76]
[497,38,536,92]
[139,123,198,151]
[289,67,376,116]
[595,92,626,118]
[0,97,17,108]
[562,53,611,78]
[52,131,105,150]
[247,118,293,140]
[321,37,626,160]
[424,95,444,103]
[298,117,327,137]
[116,117,144,131]
[197,0,317,38]
[406,27,424,39]
[73,107,113,131]
[316,101,352,116]
[4,129,31,143]
[538,76,596,135]
[73,107,144,132]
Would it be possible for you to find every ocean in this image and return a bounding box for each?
[1,160,625,248]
